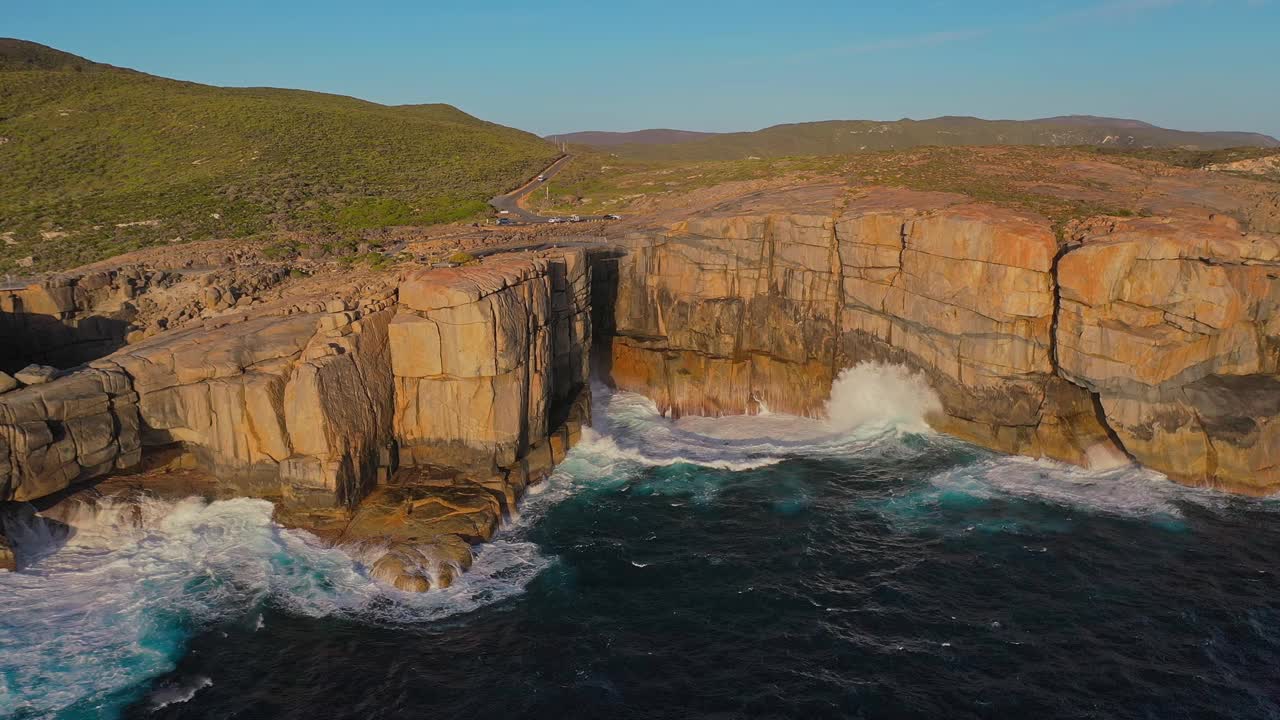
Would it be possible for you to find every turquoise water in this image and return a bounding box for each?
[3,369,1279,719]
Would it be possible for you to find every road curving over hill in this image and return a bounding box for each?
[489,154,574,222]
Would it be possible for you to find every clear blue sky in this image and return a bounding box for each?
[7,0,1279,138]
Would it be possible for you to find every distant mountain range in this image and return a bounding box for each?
[552,115,1279,161]
[546,129,721,147]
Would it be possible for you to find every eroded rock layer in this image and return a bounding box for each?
[392,252,590,470]
[602,187,1280,493]
[1056,217,1280,494]
[2,251,591,511]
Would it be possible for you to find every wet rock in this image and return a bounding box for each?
[0,532,15,571]
[343,479,504,546]
[369,550,432,592]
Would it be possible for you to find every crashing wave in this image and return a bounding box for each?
[0,495,550,717]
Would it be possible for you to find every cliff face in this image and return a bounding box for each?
[1,251,591,509]
[603,188,1280,493]
[1057,217,1280,493]
[4,189,1279,519]
[391,252,591,470]
[609,211,842,417]
[0,364,141,502]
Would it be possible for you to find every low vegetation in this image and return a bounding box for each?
[531,144,1280,240]
[526,151,849,215]
[0,39,559,273]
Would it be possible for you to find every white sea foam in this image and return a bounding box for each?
[909,453,1237,521]
[148,676,212,710]
[580,362,942,472]
[0,494,551,718]
[4,360,1188,717]
[825,363,942,435]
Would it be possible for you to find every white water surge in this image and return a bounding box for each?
[0,496,551,717]
[581,363,944,472]
[2,361,1226,717]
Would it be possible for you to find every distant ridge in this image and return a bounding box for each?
[1027,115,1158,129]
[547,129,722,147]
[0,38,118,72]
[560,115,1280,161]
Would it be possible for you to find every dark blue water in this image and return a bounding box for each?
[5,383,1280,719]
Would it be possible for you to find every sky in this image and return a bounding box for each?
[6,0,1279,138]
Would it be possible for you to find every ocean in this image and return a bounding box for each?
[3,365,1278,719]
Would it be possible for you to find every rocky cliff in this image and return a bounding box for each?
[392,252,591,470]
[601,187,1280,494]
[1,261,298,373]
[1,250,592,584]
[4,175,1279,584]
[1056,216,1280,493]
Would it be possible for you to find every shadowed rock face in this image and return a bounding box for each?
[1,265,297,374]
[601,187,1280,494]
[0,366,141,502]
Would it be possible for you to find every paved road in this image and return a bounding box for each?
[489,155,575,223]
[486,155,573,222]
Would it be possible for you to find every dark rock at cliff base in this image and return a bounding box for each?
[369,549,433,592]
[0,532,15,571]
[343,473,505,546]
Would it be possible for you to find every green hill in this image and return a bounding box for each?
[587,116,1279,162]
[0,39,560,273]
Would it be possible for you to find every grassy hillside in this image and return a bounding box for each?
[0,39,560,273]
[591,116,1279,162]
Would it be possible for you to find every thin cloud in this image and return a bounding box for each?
[1033,0,1182,28]
[763,27,988,66]
[730,0,1264,68]
[768,0,1179,66]
[1034,0,1269,27]
[822,28,990,56]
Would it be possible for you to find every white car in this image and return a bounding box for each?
[547,217,564,224]
[604,214,622,220]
